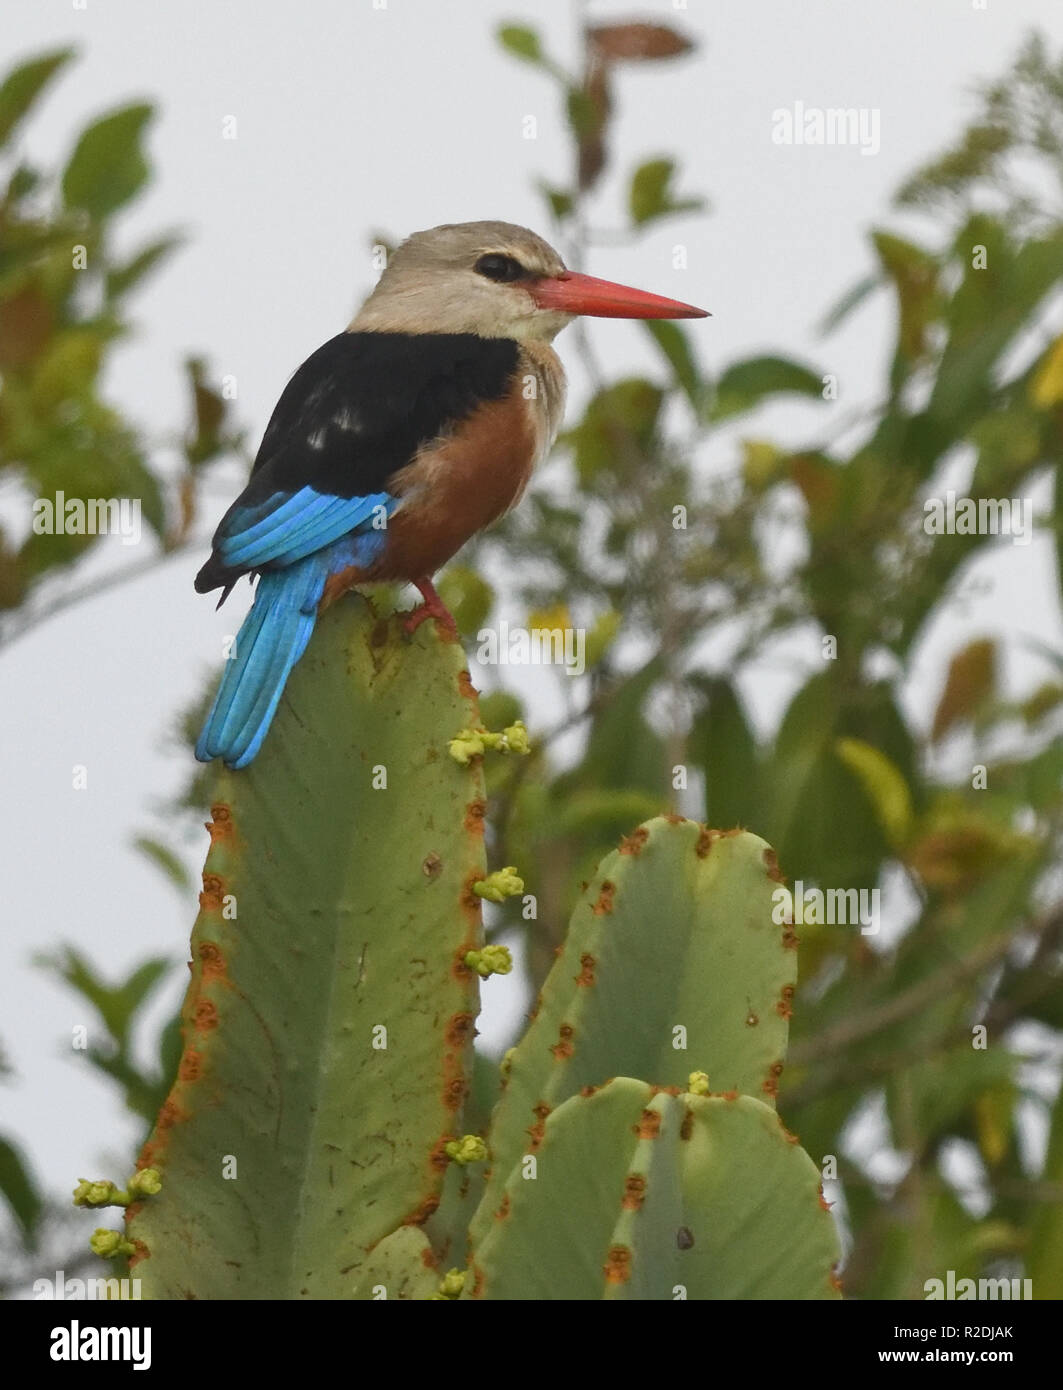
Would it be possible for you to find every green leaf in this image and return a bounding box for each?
[896,122,1013,212]
[989,740,1063,818]
[0,1136,43,1249]
[78,1050,167,1126]
[761,674,912,888]
[37,947,171,1048]
[834,738,914,848]
[817,272,881,336]
[0,49,74,149]
[1056,457,1063,608]
[1030,333,1063,409]
[156,1013,183,1105]
[711,355,825,421]
[16,394,169,546]
[741,439,786,492]
[564,378,664,483]
[538,181,573,221]
[690,676,760,830]
[105,233,181,299]
[629,157,703,226]
[928,218,1063,440]
[5,163,41,202]
[478,689,524,731]
[867,231,941,390]
[61,103,154,220]
[574,656,665,794]
[437,564,494,637]
[883,1047,1015,1154]
[497,25,543,64]
[642,320,704,411]
[28,330,103,409]
[584,609,621,668]
[552,788,663,837]
[133,835,192,895]
[566,84,605,139]
[0,1128,43,1251]
[1025,1082,1063,1297]
[630,158,673,224]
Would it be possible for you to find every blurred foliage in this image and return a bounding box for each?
[897,33,1063,232]
[32,947,180,1127]
[3,20,1063,1301]
[0,945,176,1294]
[0,48,240,1278]
[0,47,243,627]
[456,18,1063,1300]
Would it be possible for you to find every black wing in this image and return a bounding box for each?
[195,331,520,595]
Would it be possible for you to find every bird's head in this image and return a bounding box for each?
[351,220,708,341]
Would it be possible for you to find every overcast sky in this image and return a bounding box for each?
[3,0,1061,1234]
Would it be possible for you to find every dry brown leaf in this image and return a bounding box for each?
[931,638,996,743]
[587,22,693,61]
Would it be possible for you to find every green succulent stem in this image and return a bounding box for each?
[126,599,487,1299]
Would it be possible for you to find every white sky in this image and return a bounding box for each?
[2,0,1061,1227]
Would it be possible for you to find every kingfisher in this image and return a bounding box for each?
[194,220,707,768]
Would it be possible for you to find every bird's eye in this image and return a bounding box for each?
[474,253,527,283]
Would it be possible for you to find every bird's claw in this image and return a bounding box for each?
[404,579,459,638]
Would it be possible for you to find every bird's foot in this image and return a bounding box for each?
[404,577,459,639]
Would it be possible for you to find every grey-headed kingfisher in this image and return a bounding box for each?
[194,221,707,767]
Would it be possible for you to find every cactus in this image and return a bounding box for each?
[469,819,797,1252]
[116,602,838,1298]
[126,595,487,1297]
[350,1225,440,1301]
[461,820,838,1298]
[464,1078,838,1300]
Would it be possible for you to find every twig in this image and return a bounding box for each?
[1,538,202,653]
[788,927,1021,1068]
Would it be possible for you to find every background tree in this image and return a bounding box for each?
[2,20,1062,1300]
[0,48,241,1292]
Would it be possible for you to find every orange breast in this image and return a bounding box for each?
[368,386,539,582]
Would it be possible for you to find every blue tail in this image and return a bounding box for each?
[195,551,332,769]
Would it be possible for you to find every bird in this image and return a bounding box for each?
[194,220,708,768]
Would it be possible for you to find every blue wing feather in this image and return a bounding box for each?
[195,503,398,768]
[217,487,394,570]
